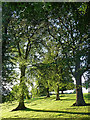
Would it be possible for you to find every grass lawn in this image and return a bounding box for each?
[1,93,90,120]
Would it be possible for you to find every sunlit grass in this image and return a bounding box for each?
[1,93,90,119]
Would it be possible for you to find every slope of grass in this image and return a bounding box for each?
[1,93,90,119]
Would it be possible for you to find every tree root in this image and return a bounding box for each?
[72,102,90,106]
[12,106,27,111]
[46,95,50,98]
[56,98,60,100]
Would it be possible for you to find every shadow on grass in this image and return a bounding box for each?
[84,94,90,100]
[25,97,45,103]
[12,108,90,115]
[60,99,75,101]
[2,118,90,120]
[24,94,77,103]
[25,97,75,103]
[25,96,60,103]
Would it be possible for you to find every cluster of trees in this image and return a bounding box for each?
[2,2,89,110]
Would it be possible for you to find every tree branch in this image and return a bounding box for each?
[58,17,70,32]
[25,26,45,59]
[47,22,75,77]
[17,42,21,57]
[25,39,31,60]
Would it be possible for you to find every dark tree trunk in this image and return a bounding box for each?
[61,90,64,94]
[12,65,27,111]
[75,75,86,106]
[56,85,60,100]
[73,58,86,106]
[14,96,26,110]
[46,87,50,97]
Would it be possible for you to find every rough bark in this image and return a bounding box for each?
[73,58,86,106]
[74,75,86,106]
[46,87,50,97]
[56,85,60,100]
[12,65,27,111]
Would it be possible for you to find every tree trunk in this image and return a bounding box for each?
[56,85,60,100]
[61,90,64,94]
[13,65,27,111]
[75,75,86,106]
[74,58,86,106]
[46,87,50,97]
[16,95,26,110]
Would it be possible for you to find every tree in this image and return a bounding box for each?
[2,3,20,102]
[41,38,74,100]
[35,65,53,97]
[64,3,89,106]
[44,2,89,105]
[3,2,48,110]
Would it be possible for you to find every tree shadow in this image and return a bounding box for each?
[72,103,90,106]
[84,94,90,100]
[25,97,45,103]
[12,108,90,115]
[60,99,75,101]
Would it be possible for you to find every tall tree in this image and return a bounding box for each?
[45,2,89,105]
[3,2,48,110]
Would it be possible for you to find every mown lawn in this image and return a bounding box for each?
[1,93,90,120]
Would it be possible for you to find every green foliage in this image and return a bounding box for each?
[9,83,29,102]
[10,85,19,100]
[78,3,87,15]
[31,85,47,97]
[83,80,90,89]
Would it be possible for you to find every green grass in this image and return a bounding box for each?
[1,93,90,119]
